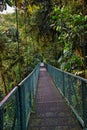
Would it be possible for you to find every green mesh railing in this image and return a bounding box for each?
[45,63,87,130]
[0,64,40,130]
[0,87,20,130]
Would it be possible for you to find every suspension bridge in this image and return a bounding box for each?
[0,63,87,130]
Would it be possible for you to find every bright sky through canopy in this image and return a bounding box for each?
[0,4,15,14]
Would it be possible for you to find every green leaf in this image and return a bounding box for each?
[85,15,87,20]
[5,0,12,7]
[54,7,61,14]
[56,26,59,31]
[51,15,56,20]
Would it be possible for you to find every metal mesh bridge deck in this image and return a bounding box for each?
[28,67,82,130]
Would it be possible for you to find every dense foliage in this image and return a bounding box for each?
[0,0,87,100]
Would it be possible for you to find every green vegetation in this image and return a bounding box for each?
[0,0,87,100]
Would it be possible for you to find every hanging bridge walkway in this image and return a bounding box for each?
[28,65,82,130]
[0,63,87,130]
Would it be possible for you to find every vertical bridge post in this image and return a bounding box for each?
[0,109,3,130]
[82,81,87,130]
[63,72,65,96]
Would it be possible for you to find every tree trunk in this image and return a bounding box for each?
[0,72,8,95]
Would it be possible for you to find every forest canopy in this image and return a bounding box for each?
[0,0,87,100]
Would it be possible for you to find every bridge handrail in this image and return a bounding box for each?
[0,63,40,130]
[18,64,40,129]
[0,87,18,108]
[46,63,87,82]
[45,63,87,130]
